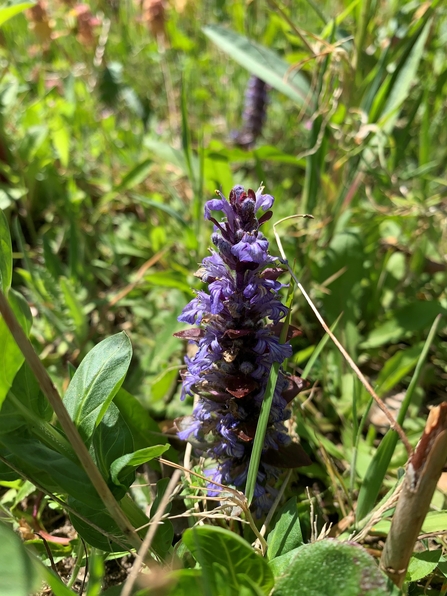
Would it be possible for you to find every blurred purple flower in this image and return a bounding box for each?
[175,185,310,515]
[233,77,269,149]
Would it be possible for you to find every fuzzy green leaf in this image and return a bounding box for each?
[183,526,274,595]
[63,333,132,442]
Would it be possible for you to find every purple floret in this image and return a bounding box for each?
[175,185,310,514]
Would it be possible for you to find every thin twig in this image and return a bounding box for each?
[0,289,142,550]
[159,457,269,554]
[108,247,169,307]
[273,218,412,456]
[252,469,293,552]
[121,469,182,596]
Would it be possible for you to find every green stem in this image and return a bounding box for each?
[66,538,85,589]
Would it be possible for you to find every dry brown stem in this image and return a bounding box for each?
[380,403,447,588]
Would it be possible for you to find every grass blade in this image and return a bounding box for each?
[356,314,442,521]
[245,289,294,506]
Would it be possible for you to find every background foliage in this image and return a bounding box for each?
[0,0,446,594]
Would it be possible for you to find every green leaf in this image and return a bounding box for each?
[168,570,205,596]
[373,344,422,397]
[367,510,447,537]
[115,159,152,192]
[0,432,103,508]
[269,547,301,578]
[356,431,398,522]
[203,25,314,112]
[131,193,188,227]
[11,362,52,421]
[110,444,170,487]
[419,510,447,534]
[68,501,131,553]
[0,520,40,596]
[272,540,398,595]
[361,302,446,349]
[113,387,170,451]
[0,209,12,294]
[183,526,274,595]
[357,315,441,520]
[92,402,134,491]
[150,367,179,402]
[406,550,442,583]
[35,562,77,596]
[0,2,33,28]
[63,333,132,442]
[0,289,32,410]
[267,497,303,560]
[147,478,175,554]
[59,276,88,343]
[52,124,70,168]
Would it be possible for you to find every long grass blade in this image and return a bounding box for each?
[245,289,294,505]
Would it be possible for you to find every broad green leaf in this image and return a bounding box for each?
[183,526,274,595]
[272,540,398,596]
[406,550,442,583]
[0,396,25,434]
[18,125,48,162]
[0,432,102,507]
[269,546,301,578]
[0,289,32,409]
[267,497,303,560]
[0,2,33,28]
[238,573,272,596]
[0,520,40,596]
[63,332,132,442]
[0,209,12,293]
[92,402,134,492]
[68,501,131,553]
[143,138,187,171]
[113,387,170,451]
[69,492,171,557]
[203,25,314,112]
[168,570,205,596]
[11,362,52,421]
[150,367,179,402]
[110,444,169,487]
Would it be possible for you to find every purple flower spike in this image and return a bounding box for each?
[174,185,311,514]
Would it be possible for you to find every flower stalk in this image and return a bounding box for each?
[175,185,310,514]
